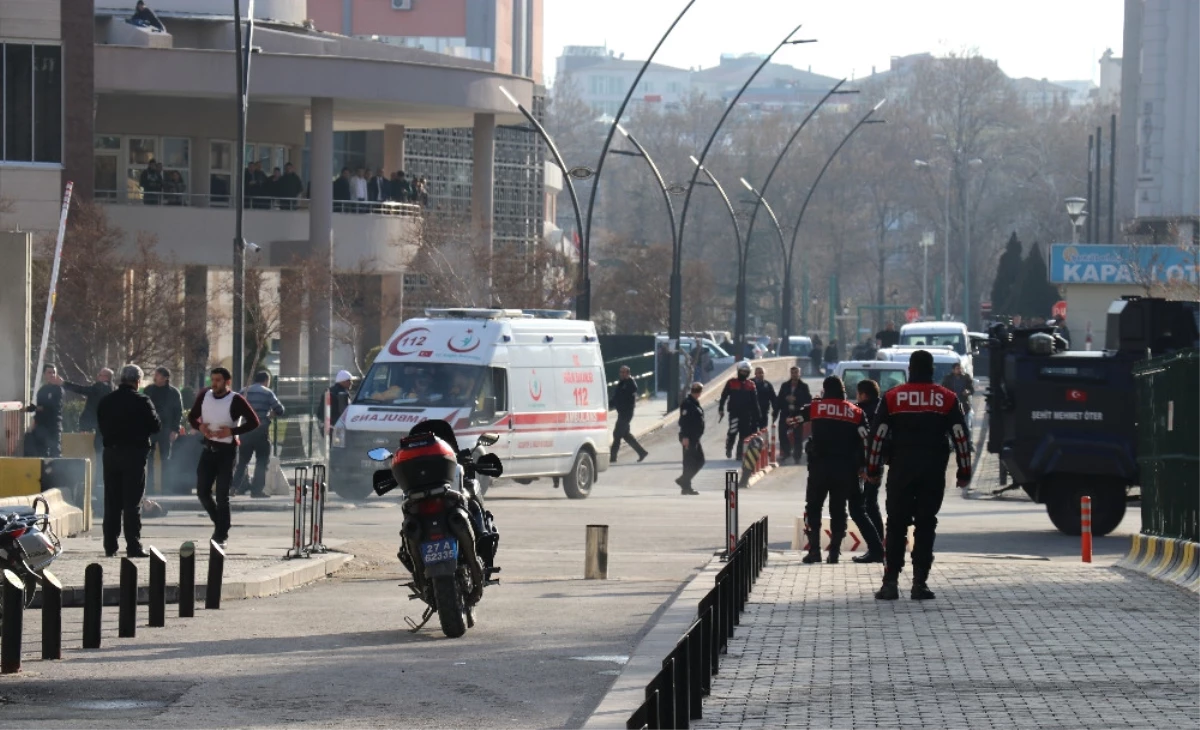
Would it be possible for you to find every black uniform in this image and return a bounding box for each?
[28,382,65,457]
[718,376,760,459]
[790,398,880,562]
[64,379,115,484]
[867,381,971,588]
[676,394,705,493]
[857,395,886,552]
[144,381,184,492]
[609,378,647,462]
[774,378,812,462]
[96,384,161,556]
[327,382,351,431]
[752,377,777,429]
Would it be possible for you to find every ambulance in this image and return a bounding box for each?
[329,309,609,500]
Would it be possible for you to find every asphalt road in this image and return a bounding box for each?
[0,397,1140,729]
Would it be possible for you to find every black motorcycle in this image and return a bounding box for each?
[0,495,63,626]
[368,420,503,638]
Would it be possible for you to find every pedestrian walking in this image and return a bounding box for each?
[774,365,812,464]
[823,340,840,376]
[674,382,704,496]
[867,350,972,600]
[789,376,882,564]
[96,365,161,558]
[143,367,184,493]
[752,366,776,433]
[609,365,648,464]
[187,368,261,546]
[941,361,976,431]
[853,378,885,562]
[327,370,353,432]
[875,320,900,349]
[718,361,760,460]
[26,364,65,458]
[233,371,285,498]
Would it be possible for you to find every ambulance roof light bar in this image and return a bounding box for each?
[425,308,523,320]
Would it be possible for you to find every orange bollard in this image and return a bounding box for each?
[1081,495,1093,563]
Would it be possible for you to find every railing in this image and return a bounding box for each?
[95,190,425,218]
[627,517,769,730]
[606,351,657,401]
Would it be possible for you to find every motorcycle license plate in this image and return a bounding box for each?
[421,538,458,565]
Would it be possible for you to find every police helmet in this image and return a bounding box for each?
[736,360,752,373]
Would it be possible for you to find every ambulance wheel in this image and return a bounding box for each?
[563,451,595,499]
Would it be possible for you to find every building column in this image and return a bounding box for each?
[193,136,211,208]
[381,273,404,346]
[383,124,406,175]
[279,268,303,377]
[61,0,95,201]
[472,113,496,300]
[0,232,32,406]
[308,98,335,381]
[184,265,210,391]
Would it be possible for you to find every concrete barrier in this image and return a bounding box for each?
[1115,534,1200,593]
[0,488,86,537]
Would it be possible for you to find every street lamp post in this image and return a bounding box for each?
[1065,196,1087,243]
[231,0,255,390]
[913,157,951,321]
[783,101,887,353]
[689,157,745,355]
[738,178,787,352]
[919,231,935,316]
[963,157,983,329]
[738,79,854,355]
[581,0,698,323]
[499,86,593,316]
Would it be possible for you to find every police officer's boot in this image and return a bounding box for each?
[801,523,823,564]
[875,574,900,601]
[826,534,842,564]
[911,567,935,600]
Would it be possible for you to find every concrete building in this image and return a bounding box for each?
[556,46,692,118]
[1098,48,1122,104]
[0,0,539,392]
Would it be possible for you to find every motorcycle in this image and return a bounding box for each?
[0,496,63,626]
[368,420,503,638]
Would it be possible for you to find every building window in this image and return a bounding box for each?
[1,43,61,164]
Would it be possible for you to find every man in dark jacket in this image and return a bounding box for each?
[718,361,760,460]
[853,378,885,562]
[332,168,352,212]
[788,376,881,564]
[867,350,972,601]
[130,1,165,30]
[96,365,161,558]
[774,365,812,464]
[674,382,704,495]
[875,321,900,349]
[367,168,391,207]
[609,366,648,463]
[278,162,304,209]
[144,366,184,493]
[752,367,776,435]
[233,371,285,498]
[823,341,840,375]
[64,368,115,486]
[27,365,65,457]
[391,171,414,202]
[810,334,824,376]
[327,370,353,432]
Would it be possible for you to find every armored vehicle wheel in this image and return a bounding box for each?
[1046,479,1127,537]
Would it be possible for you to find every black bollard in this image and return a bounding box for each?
[148,547,166,627]
[179,541,195,618]
[205,540,225,610]
[1,569,25,673]
[118,558,137,638]
[41,569,62,660]
[82,563,103,649]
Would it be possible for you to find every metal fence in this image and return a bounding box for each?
[605,351,657,402]
[1134,349,1199,542]
[268,377,338,468]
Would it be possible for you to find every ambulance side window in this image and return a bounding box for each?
[471,368,508,425]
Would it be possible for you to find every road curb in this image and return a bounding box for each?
[29,551,354,608]
[1114,534,1199,593]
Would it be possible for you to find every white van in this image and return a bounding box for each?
[897,321,985,377]
[329,309,609,500]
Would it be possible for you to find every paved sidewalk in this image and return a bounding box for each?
[693,553,1198,729]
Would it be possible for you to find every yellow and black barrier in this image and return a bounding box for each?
[1116,533,1199,593]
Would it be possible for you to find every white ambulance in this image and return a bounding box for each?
[329,309,610,500]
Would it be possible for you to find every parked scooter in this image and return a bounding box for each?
[0,495,63,626]
[368,419,502,638]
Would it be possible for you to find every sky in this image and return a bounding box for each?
[542,0,1125,86]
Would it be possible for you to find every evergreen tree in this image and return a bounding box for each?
[1017,242,1060,319]
[990,232,1024,316]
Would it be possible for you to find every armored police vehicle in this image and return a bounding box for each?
[986,297,1198,536]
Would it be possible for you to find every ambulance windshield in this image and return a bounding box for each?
[356,362,495,409]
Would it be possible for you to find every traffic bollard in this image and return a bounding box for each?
[1081,496,1093,563]
[206,540,225,610]
[179,541,195,618]
[585,525,609,579]
[1,569,24,673]
[148,547,166,627]
[41,569,62,660]
[82,563,103,649]
[119,558,137,638]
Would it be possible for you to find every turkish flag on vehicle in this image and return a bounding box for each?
[1066,389,1088,402]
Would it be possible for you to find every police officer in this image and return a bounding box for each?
[867,350,972,600]
[852,379,886,563]
[752,366,776,435]
[27,365,65,457]
[609,365,648,463]
[790,376,880,564]
[718,361,760,460]
[96,365,161,558]
[674,382,704,496]
[774,365,812,464]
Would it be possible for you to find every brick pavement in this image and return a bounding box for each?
[694,554,1199,729]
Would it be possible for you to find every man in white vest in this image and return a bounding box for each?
[187,367,260,546]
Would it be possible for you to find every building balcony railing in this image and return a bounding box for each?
[95,190,426,218]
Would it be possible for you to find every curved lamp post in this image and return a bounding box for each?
[231,0,256,390]
[499,86,592,312]
[783,99,887,351]
[688,157,746,363]
[738,178,787,353]
[581,0,698,321]
[739,79,856,355]
[611,124,680,259]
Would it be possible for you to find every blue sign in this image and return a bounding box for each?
[1048,244,1200,285]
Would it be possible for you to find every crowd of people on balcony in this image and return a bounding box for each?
[332,167,430,213]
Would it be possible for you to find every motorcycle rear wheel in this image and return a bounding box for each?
[433,575,468,638]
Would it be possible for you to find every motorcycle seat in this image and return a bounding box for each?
[4,505,36,519]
